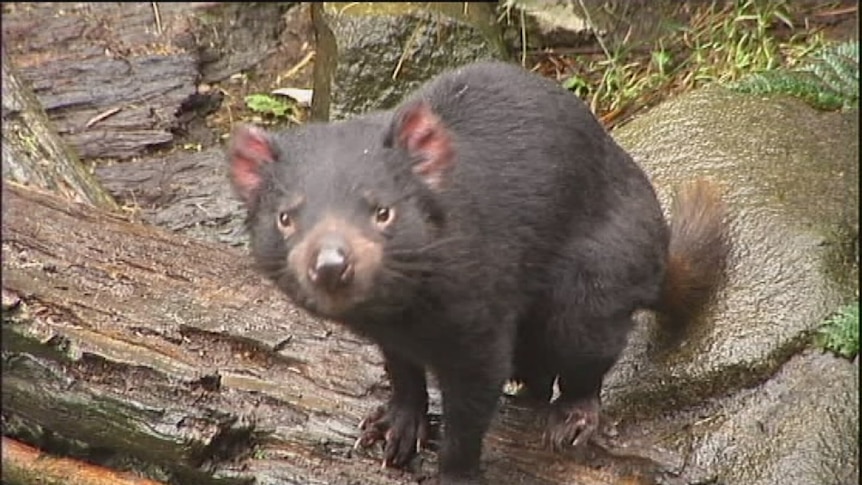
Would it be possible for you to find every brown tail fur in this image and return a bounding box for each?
[658,179,730,330]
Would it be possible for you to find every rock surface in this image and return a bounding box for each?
[605,86,859,485]
[310,2,508,121]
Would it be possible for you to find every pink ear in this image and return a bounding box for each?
[395,101,454,191]
[228,124,275,203]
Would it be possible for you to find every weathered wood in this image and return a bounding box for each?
[1,3,200,161]
[94,146,247,248]
[1,43,118,211]
[1,436,166,485]
[1,2,307,164]
[1,182,672,485]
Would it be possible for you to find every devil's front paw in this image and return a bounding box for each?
[543,396,600,451]
[355,401,429,468]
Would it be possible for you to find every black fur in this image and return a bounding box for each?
[233,61,674,484]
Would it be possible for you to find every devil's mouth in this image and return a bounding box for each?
[298,284,360,319]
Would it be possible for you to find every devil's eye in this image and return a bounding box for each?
[278,212,292,228]
[374,206,394,227]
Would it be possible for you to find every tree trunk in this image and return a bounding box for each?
[1,44,118,211]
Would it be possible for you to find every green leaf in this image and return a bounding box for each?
[245,94,294,118]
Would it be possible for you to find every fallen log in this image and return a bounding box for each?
[1,2,303,164]
[1,436,166,485]
[1,2,201,161]
[1,182,673,485]
[93,146,248,248]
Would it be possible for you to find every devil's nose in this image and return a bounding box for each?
[308,240,353,290]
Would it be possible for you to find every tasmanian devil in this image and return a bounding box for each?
[226,60,729,484]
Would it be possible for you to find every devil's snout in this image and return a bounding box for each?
[307,234,354,291]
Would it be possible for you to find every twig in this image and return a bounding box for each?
[575,0,612,61]
[520,8,527,66]
[338,2,361,15]
[278,51,316,84]
[392,19,425,81]
[812,5,858,17]
[151,2,162,36]
[532,46,650,57]
[85,107,123,129]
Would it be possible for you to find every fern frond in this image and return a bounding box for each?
[727,40,859,110]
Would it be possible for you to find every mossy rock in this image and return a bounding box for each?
[310,2,508,121]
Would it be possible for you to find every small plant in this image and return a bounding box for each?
[816,303,860,360]
[727,40,859,110]
[562,74,591,100]
[677,0,795,86]
[245,94,294,119]
[651,47,673,78]
[554,0,827,127]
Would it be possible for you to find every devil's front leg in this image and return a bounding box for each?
[356,349,429,468]
[432,329,513,484]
